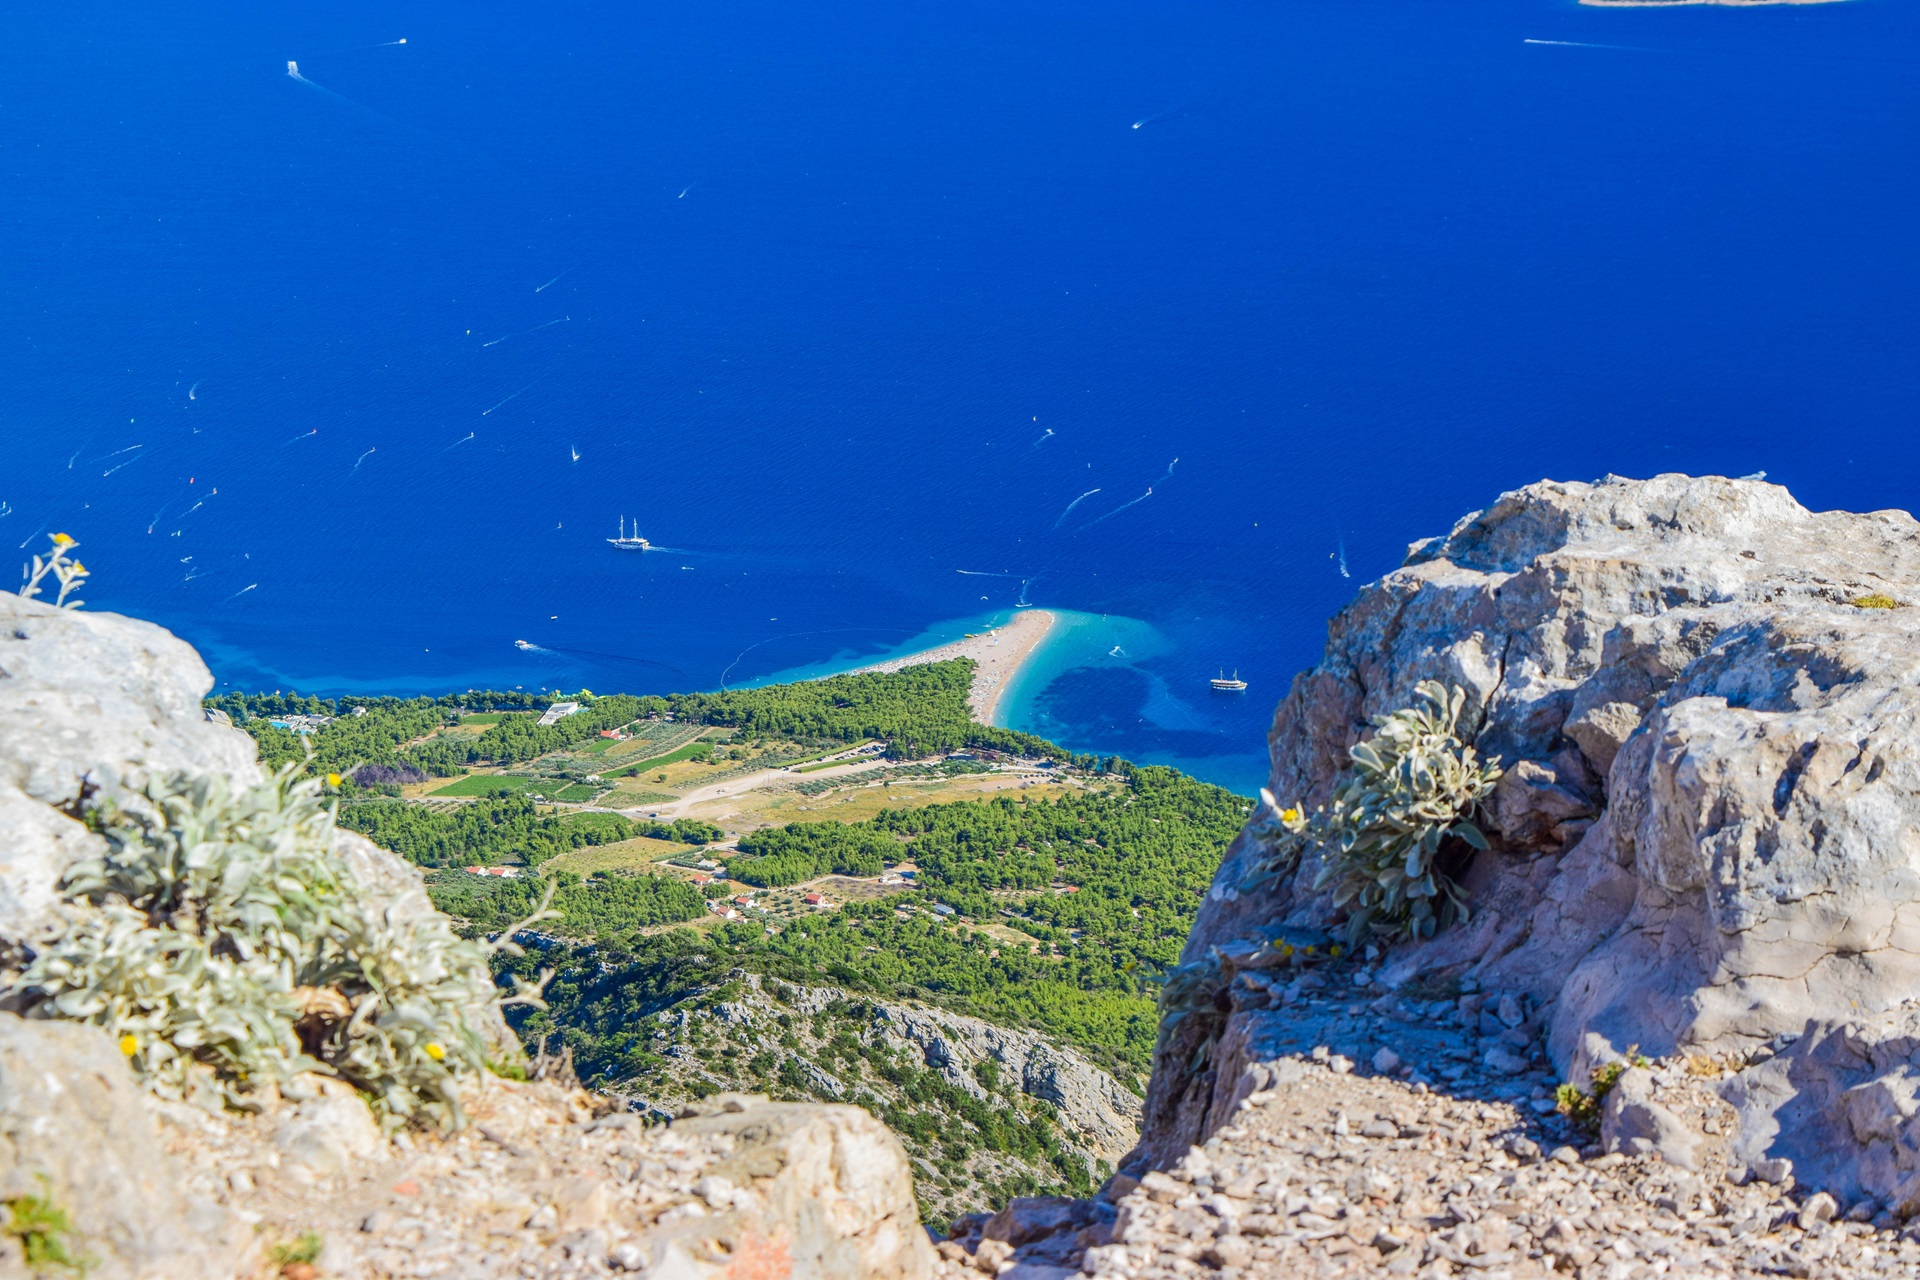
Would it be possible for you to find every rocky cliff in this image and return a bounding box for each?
[0,591,934,1280]
[613,970,1140,1220]
[1142,474,1920,1217]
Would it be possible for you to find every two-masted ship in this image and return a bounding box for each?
[1210,669,1248,692]
[606,517,652,551]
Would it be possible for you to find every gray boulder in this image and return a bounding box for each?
[0,593,261,807]
[1139,474,1920,1214]
[667,1095,935,1279]
[0,1014,252,1279]
[0,594,260,954]
[1600,1067,1699,1169]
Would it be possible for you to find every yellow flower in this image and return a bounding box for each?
[70,562,86,574]
[119,1033,138,1057]
[1329,944,1344,958]
[326,773,343,788]
[1281,807,1300,822]
[424,1042,446,1061]
[1278,943,1294,957]
[51,532,75,547]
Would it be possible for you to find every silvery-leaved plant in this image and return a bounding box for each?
[1309,679,1502,944]
[1240,789,1313,893]
[16,532,89,608]
[6,768,552,1130]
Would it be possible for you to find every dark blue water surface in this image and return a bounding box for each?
[3,0,1915,792]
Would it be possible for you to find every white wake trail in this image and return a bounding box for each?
[1052,488,1101,530]
[482,380,539,414]
[1075,487,1153,533]
[481,316,569,348]
[1524,38,1663,53]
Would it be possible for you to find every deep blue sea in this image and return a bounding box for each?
[3,0,1915,793]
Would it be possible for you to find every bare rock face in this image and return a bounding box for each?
[0,594,260,952]
[0,593,261,806]
[686,971,1141,1190]
[865,998,1141,1163]
[1140,474,1920,1216]
[1600,1066,1700,1170]
[669,1095,935,1279]
[0,1014,253,1280]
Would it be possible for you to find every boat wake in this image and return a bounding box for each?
[1075,486,1152,533]
[1051,488,1101,530]
[285,60,398,125]
[480,316,569,349]
[482,380,539,414]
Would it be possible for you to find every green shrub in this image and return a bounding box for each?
[1852,593,1899,610]
[1555,1047,1647,1132]
[2,1180,88,1273]
[268,1231,324,1267]
[4,769,550,1130]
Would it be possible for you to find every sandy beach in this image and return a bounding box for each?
[849,608,1058,727]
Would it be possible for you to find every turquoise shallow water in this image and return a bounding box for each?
[747,607,1263,790]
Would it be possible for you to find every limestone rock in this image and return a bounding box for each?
[0,596,265,955]
[1600,1067,1700,1169]
[272,1086,386,1177]
[0,786,102,955]
[883,1007,1139,1160]
[667,1094,935,1279]
[0,1014,252,1280]
[640,969,1139,1200]
[0,594,260,809]
[1139,474,1920,1213]
[980,1196,1093,1248]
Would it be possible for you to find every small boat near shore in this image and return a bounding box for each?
[607,516,652,551]
[1210,669,1248,692]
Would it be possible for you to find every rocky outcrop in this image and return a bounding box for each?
[0,1016,252,1280]
[0,591,935,1279]
[0,594,260,954]
[868,998,1140,1163]
[634,972,1141,1220]
[713,976,1140,1161]
[1139,474,1920,1220]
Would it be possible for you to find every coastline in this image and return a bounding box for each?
[845,608,1059,728]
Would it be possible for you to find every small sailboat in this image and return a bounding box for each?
[607,517,653,551]
[1210,669,1248,692]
